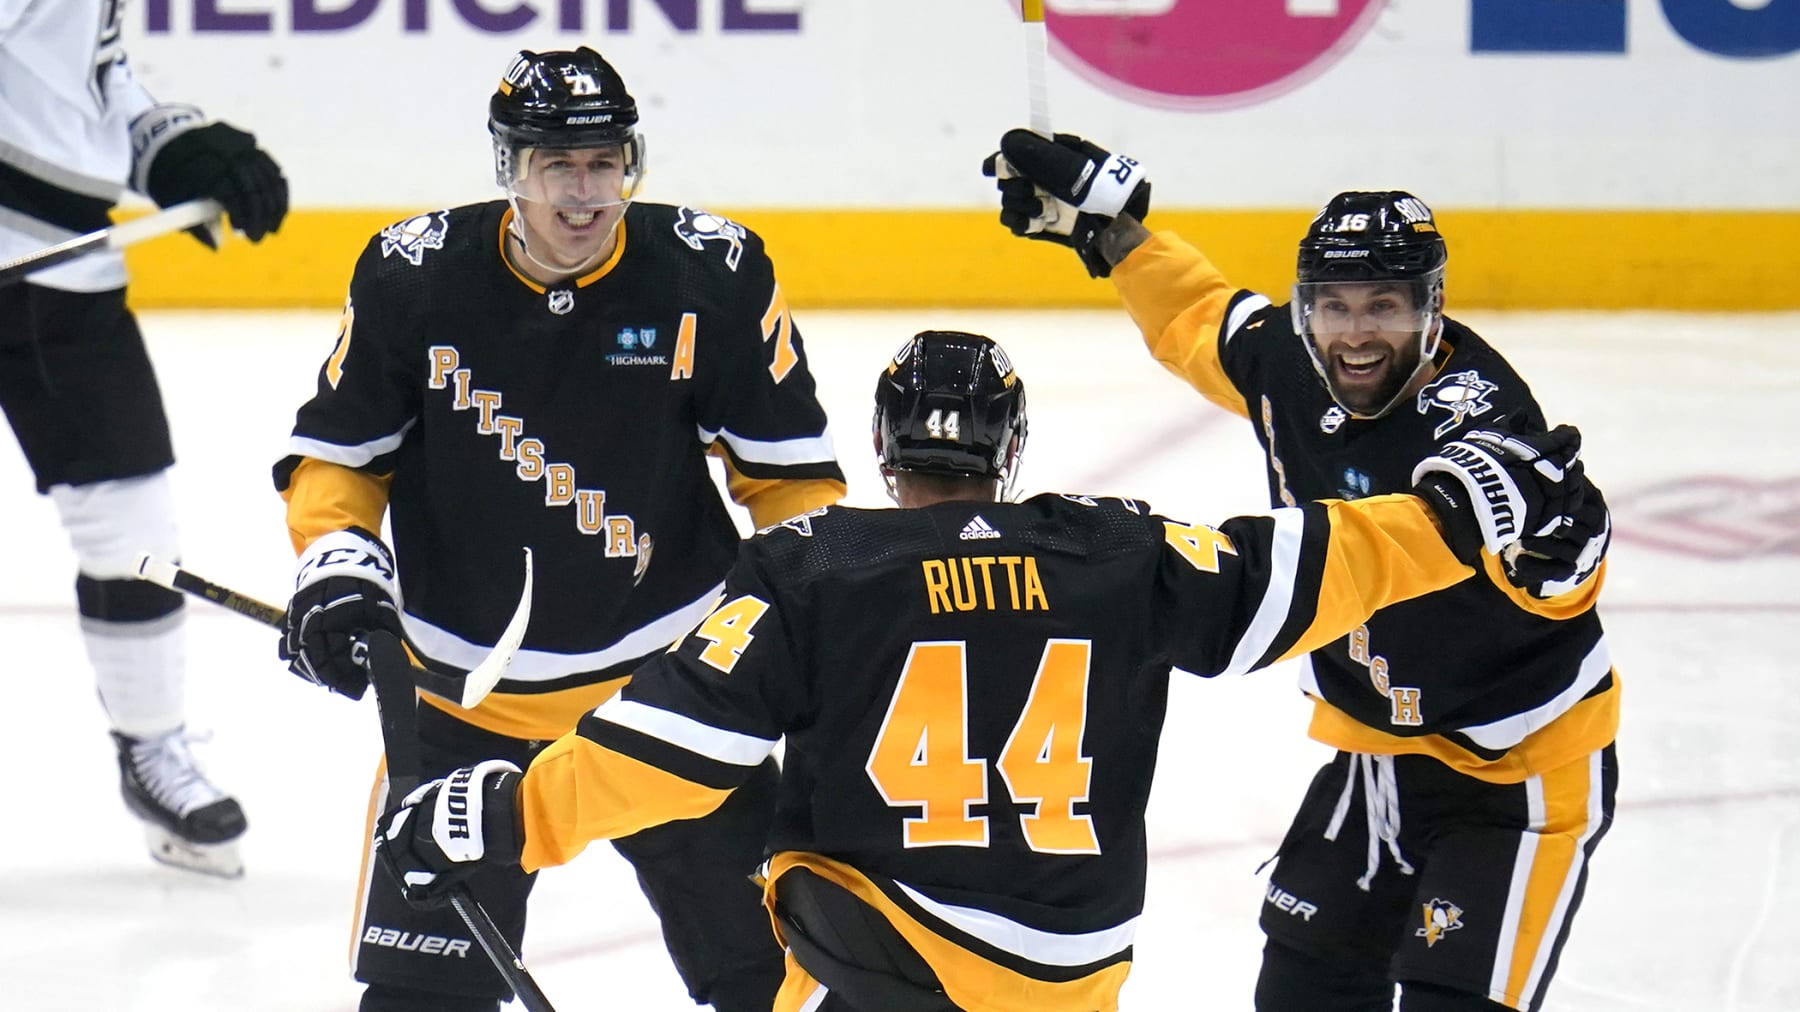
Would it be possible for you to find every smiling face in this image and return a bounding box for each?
[508,144,630,277]
[1298,280,1438,416]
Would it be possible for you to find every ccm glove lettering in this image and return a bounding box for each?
[279,526,401,699]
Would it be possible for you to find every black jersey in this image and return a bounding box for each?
[274,201,844,711]
[514,492,1473,1008]
[1113,232,1617,781]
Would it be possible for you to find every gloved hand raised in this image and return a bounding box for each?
[1411,425,1609,596]
[279,526,402,699]
[131,104,289,246]
[981,129,1149,278]
[374,759,524,908]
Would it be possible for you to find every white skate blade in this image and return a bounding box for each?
[143,824,244,878]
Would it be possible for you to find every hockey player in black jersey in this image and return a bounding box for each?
[0,1,287,877]
[989,131,1617,1012]
[367,330,1605,1012]
[274,48,845,1012]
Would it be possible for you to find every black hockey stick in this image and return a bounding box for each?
[0,198,222,287]
[365,630,560,1012]
[131,551,532,709]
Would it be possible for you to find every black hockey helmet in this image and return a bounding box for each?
[1292,190,1448,418]
[874,331,1028,501]
[1295,190,1446,285]
[488,48,645,197]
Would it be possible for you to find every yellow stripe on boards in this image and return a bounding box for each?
[1022,0,1046,22]
[119,208,1800,311]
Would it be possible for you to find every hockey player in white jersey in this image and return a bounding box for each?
[0,1,288,876]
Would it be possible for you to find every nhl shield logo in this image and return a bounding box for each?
[1320,405,1348,434]
[547,289,574,315]
[379,211,450,267]
[1416,898,1465,948]
[1416,369,1499,438]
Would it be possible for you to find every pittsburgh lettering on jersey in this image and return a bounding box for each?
[1260,396,1298,507]
[1347,624,1425,727]
[921,556,1049,615]
[427,344,642,555]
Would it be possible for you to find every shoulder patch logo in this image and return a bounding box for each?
[380,211,450,267]
[959,515,1002,541]
[758,506,831,538]
[1417,898,1465,947]
[1416,369,1498,438]
[674,206,747,271]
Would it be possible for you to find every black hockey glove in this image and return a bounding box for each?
[981,129,1150,278]
[1411,425,1586,572]
[279,526,401,700]
[1504,469,1611,597]
[131,104,289,246]
[375,760,523,909]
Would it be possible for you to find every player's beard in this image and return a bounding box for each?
[1322,336,1424,417]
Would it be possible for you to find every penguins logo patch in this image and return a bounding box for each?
[1416,898,1465,948]
[1416,369,1498,438]
[673,207,747,271]
[379,211,450,267]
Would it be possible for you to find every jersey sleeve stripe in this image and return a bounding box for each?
[1222,293,1273,346]
[404,583,722,681]
[1457,637,1613,750]
[1216,507,1306,677]
[697,423,838,466]
[591,697,778,767]
[892,879,1139,968]
[285,424,415,469]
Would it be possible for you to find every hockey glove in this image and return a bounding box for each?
[1411,424,1585,569]
[375,760,523,909]
[1503,469,1611,597]
[280,526,402,700]
[130,104,289,246]
[981,129,1150,278]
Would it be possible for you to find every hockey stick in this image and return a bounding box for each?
[1021,0,1052,137]
[0,198,223,288]
[365,629,559,1012]
[1010,1,1060,229]
[131,549,534,710]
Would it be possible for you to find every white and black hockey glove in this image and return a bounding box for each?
[280,526,402,700]
[374,760,523,909]
[981,129,1150,278]
[1412,425,1606,594]
[130,104,289,246]
[1504,466,1611,597]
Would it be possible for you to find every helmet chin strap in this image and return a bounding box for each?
[504,195,626,282]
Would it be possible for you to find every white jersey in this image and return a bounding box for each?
[0,0,158,290]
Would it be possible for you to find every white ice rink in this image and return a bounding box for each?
[2,307,1797,1010]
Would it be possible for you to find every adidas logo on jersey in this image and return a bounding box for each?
[959,515,1002,540]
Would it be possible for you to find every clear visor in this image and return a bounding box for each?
[1290,272,1443,419]
[496,137,646,210]
[1290,276,1437,343]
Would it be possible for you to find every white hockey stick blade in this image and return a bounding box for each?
[0,199,223,286]
[107,198,223,248]
[460,547,534,708]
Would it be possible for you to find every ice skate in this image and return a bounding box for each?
[113,729,247,878]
